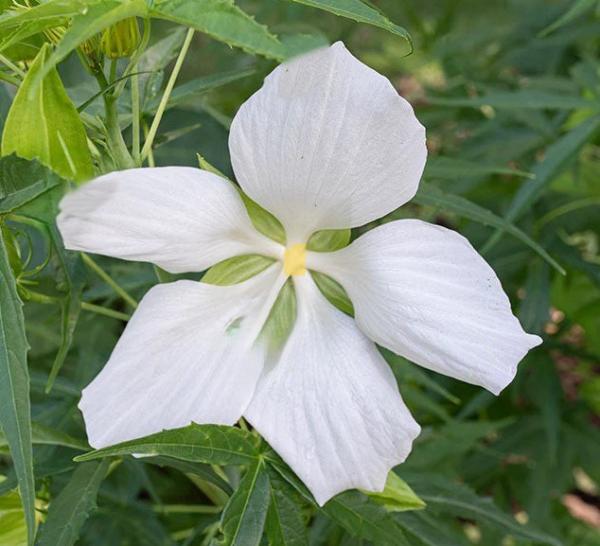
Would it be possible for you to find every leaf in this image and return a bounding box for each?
[539,0,598,36]
[413,182,565,274]
[306,229,351,252]
[310,271,354,316]
[519,259,550,334]
[0,422,87,451]
[30,0,148,90]
[36,460,109,546]
[482,115,600,252]
[159,68,257,112]
[150,0,285,60]
[267,456,410,546]
[323,491,412,546]
[0,232,34,545]
[406,474,563,546]
[289,0,411,47]
[395,511,469,546]
[0,486,27,546]
[427,90,598,110]
[0,155,63,213]
[202,255,275,286]
[364,472,425,513]
[1,45,93,182]
[425,156,534,180]
[75,423,260,466]
[218,460,270,546]
[265,473,308,546]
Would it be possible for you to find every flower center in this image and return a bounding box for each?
[283,243,307,276]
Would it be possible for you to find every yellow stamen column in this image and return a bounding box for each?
[283,243,307,276]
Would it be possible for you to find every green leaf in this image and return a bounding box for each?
[413,182,565,274]
[539,0,598,36]
[0,155,63,214]
[482,115,600,252]
[425,156,534,180]
[307,229,350,252]
[1,45,93,182]
[202,255,275,286]
[323,491,412,546]
[30,0,148,90]
[0,486,27,546]
[36,460,109,546]
[0,232,34,545]
[364,472,425,513]
[427,90,598,110]
[265,473,308,546]
[75,424,260,466]
[260,279,297,352]
[267,456,410,546]
[519,259,550,335]
[150,0,285,60]
[407,474,563,546]
[289,0,411,47]
[218,460,270,546]
[0,422,87,452]
[310,271,354,316]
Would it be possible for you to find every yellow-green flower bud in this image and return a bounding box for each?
[101,17,141,59]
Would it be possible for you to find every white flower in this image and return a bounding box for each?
[57,42,541,506]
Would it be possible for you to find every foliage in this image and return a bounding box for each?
[0,0,599,545]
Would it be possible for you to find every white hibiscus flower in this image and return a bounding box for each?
[57,42,541,506]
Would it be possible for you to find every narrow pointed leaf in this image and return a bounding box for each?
[0,232,34,545]
[218,460,270,546]
[413,182,565,274]
[75,424,260,465]
[36,460,109,546]
[364,472,425,513]
[290,0,411,46]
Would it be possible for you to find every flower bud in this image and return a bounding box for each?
[101,17,140,59]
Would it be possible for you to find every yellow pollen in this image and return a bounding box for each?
[283,243,307,276]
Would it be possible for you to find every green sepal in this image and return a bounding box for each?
[364,472,426,512]
[311,271,354,316]
[197,153,287,245]
[260,279,297,352]
[202,254,275,286]
[307,228,350,252]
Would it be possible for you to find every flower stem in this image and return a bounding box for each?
[81,253,138,309]
[140,27,194,163]
[81,301,130,321]
[131,69,141,165]
[0,53,25,77]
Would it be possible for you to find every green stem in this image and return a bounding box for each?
[0,53,25,77]
[81,302,130,321]
[81,253,138,309]
[152,504,221,515]
[141,28,194,163]
[131,69,141,165]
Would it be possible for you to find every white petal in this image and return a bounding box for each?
[57,167,280,273]
[245,274,420,506]
[307,220,542,395]
[229,42,427,242]
[80,265,286,448]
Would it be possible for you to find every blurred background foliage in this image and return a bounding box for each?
[0,0,599,545]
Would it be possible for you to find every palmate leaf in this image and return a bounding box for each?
[2,44,93,182]
[36,460,109,546]
[289,0,411,48]
[265,471,308,546]
[0,422,87,452]
[217,460,270,546]
[0,231,34,545]
[75,424,260,466]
